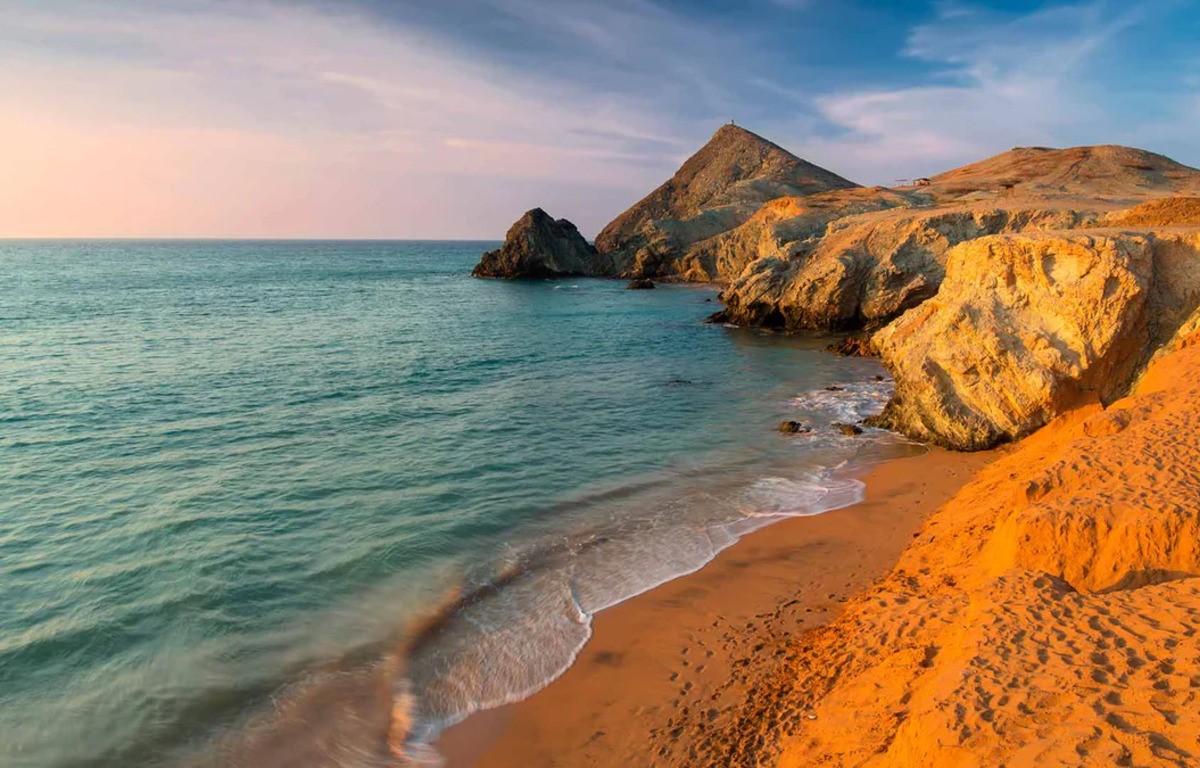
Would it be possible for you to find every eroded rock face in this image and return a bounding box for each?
[472,209,603,278]
[868,232,1155,450]
[672,186,917,282]
[595,124,858,278]
[713,206,1094,331]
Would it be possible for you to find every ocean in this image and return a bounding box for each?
[0,240,916,766]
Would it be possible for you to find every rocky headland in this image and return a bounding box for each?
[460,126,1200,768]
[475,127,1200,452]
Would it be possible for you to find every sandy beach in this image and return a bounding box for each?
[441,336,1200,767]
[437,446,995,766]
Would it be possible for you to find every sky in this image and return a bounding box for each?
[1,0,1198,239]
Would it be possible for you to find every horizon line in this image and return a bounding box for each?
[0,236,506,243]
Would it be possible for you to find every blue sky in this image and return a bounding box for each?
[1,0,1197,237]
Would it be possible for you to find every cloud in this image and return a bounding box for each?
[0,0,1196,237]
[0,0,770,237]
[786,0,1185,184]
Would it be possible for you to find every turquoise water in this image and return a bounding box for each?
[0,240,908,767]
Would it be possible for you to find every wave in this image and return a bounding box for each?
[170,373,908,767]
[389,465,877,760]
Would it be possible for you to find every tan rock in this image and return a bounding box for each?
[714,206,1093,331]
[672,186,916,282]
[924,145,1200,203]
[869,232,1155,450]
[594,124,858,277]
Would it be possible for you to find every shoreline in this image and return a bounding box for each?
[436,444,995,766]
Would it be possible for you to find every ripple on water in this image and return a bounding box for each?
[0,240,911,767]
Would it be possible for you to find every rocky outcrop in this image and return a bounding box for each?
[671,186,917,282]
[472,209,603,278]
[713,206,1095,331]
[594,124,858,278]
[868,231,1166,450]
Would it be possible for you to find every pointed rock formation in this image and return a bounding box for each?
[594,124,858,278]
[472,208,603,279]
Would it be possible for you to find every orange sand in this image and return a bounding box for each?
[672,336,1200,767]
[443,337,1200,768]
[437,447,993,766]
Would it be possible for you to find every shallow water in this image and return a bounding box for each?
[0,240,913,766]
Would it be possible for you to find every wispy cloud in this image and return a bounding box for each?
[788,0,1186,183]
[0,0,1196,237]
[0,0,765,237]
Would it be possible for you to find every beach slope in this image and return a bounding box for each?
[681,335,1200,767]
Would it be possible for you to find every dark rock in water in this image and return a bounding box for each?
[627,278,656,290]
[826,335,876,357]
[777,420,811,434]
[665,378,693,387]
[824,385,845,392]
[472,208,601,278]
[873,375,885,382]
[832,422,864,436]
[704,310,731,325]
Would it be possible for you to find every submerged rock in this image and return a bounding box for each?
[777,420,811,434]
[626,278,656,290]
[832,422,864,436]
[472,209,603,279]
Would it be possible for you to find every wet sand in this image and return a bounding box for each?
[437,446,995,767]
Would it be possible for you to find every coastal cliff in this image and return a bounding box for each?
[472,124,858,281]
[460,130,1200,768]
[473,133,1200,453]
[869,223,1200,450]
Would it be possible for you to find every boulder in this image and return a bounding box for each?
[472,209,604,278]
[868,232,1155,450]
[832,422,864,436]
[777,420,810,434]
[626,278,656,290]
